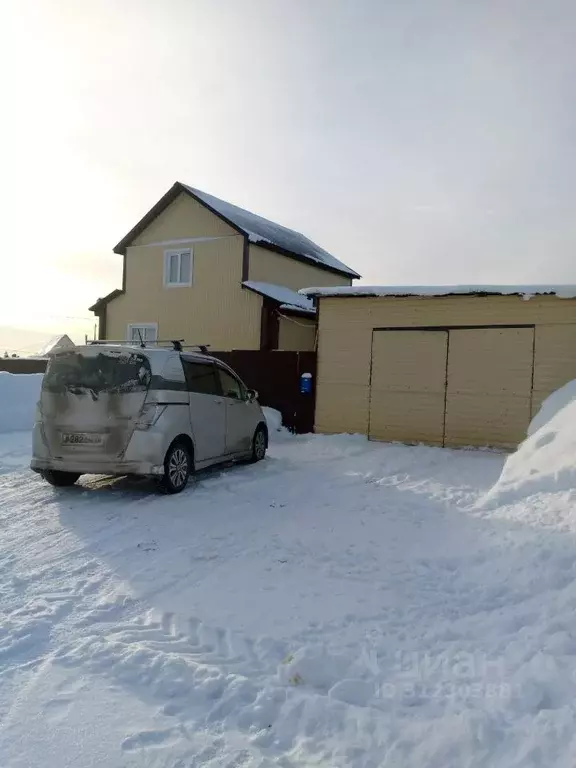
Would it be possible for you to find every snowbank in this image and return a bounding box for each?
[0,373,42,433]
[263,406,284,434]
[527,379,576,436]
[481,381,576,508]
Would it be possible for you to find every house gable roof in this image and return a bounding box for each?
[114,182,360,279]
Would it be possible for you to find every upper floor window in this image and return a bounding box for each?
[164,249,192,287]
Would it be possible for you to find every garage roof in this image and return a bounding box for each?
[301,285,576,299]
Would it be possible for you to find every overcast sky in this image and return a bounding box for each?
[1,0,575,347]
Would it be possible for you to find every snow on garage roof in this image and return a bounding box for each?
[182,185,360,279]
[243,281,316,314]
[301,284,576,299]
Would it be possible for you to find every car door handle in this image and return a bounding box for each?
[214,399,223,404]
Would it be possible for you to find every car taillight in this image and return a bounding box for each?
[135,404,166,430]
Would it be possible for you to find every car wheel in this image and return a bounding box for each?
[42,470,81,487]
[250,425,267,463]
[159,441,191,494]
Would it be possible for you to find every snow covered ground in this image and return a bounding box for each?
[3,382,576,766]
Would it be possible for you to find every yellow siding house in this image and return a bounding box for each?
[90,183,359,351]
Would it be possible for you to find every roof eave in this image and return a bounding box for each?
[113,182,248,255]
[89,288,124,313]
[114,183,183,255]
[278,304,317,317]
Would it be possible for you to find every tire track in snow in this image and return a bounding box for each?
[47,603,401,766]
[51,608,287,761]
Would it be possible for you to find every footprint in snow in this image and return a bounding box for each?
[121,727,179,752]
[137,540,158,552]
[43,697,73,723]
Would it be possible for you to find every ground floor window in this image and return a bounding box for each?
[127,323,158,344]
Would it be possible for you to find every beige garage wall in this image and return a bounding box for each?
[315,295,576,442]
[277,315,317,351]
[532,324,576,415]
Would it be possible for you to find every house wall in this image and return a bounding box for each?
[132,192,238,244]
[315,295,576,444]
[106,194,262,350]
[248,244,351,291]
[277,315,317,351]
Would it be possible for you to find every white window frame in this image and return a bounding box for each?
[164,248,193,287]
[127,323,158,345]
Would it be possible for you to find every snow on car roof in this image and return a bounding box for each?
[72,344,220,374]
[183,185,360,278]
[242,281,316,313]
[300,284,576,299]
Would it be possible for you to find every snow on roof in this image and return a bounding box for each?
[183,185,360,279]
[39,334,75,356]
[243,281,316,313]
[279,303,316,316]
[300,284,576,299]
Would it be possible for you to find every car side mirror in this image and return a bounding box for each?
[246,389,258,402]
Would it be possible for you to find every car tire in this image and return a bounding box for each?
[159,441,191,494]
[42,470,81,487]
[250,425,267,463]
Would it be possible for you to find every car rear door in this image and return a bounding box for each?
[217,366,254,455]
[180,359,226,461]
[40,347,151,462]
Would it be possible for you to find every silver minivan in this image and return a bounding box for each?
[31,344,268,493]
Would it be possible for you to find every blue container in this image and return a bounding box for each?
[300,372,313,395]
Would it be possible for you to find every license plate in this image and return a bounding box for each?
[61,432,104,446]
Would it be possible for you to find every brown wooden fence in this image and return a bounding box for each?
[213,350,317,433]
[0,351,317,434]
[0,358,47,374]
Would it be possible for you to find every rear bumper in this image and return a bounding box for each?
[30,456,165,477]
[31,422,167,477]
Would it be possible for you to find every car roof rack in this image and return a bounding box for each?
[180,344,211,354]
[88,339,210,354]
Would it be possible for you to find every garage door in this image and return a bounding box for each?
[368,330,448,445]
[444,327,534,447]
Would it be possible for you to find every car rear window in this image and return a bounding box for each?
[43,351,151,396]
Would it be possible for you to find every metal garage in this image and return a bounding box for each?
[307,287,576,448]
